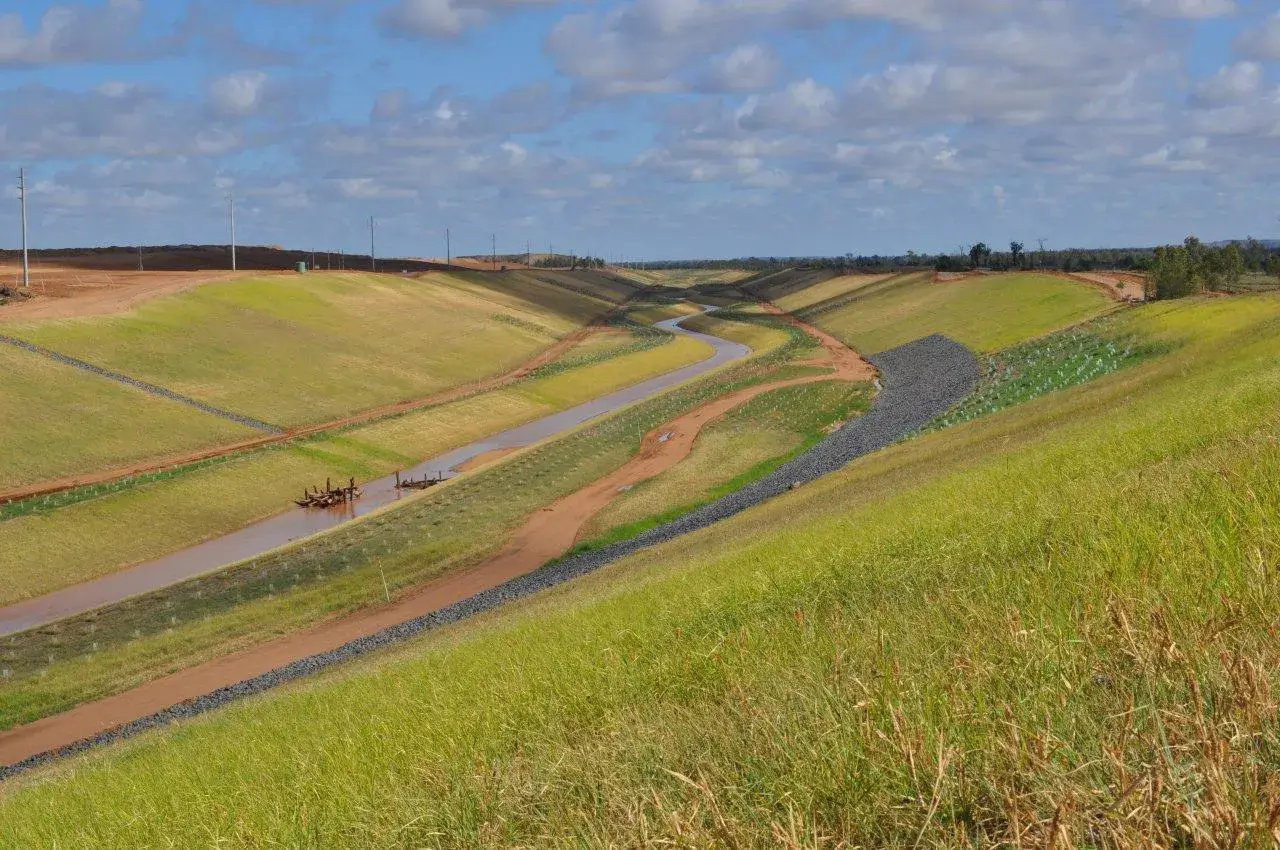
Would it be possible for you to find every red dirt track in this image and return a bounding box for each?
[0,307,874,771]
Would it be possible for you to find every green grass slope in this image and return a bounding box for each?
[0,345,255,489]
[812,272,1115,354]
[0,330,713,604]
[3,271,616,430]
[5,295,1278,846]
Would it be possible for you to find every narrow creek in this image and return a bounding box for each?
[0,312,750,637]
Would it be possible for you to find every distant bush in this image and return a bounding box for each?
[1148,236,1243,300]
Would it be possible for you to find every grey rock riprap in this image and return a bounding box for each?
[0,334,283,434]
[0,333,978,779]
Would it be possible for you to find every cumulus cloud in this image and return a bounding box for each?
[379,0,556,40]
[0,0,145,67]
[208,72,272,117]
[700,44,781,92]
[1193,61,1263,104]
[1122,0,1235,19]
[1234,12,1280,61]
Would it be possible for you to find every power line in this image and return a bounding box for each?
[227,193,237,271]
[18,169,30,289]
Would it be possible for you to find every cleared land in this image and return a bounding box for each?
[1,271,621,432]
[0,329,713,604]
[810,271,1115,354]
[4,293,1275,845]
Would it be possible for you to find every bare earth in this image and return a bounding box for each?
[0,308,874,769]
[0,263,267,323]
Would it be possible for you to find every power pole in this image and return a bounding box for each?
[227,194,237,271]
[446,227,451,266]
[138,245,144,271]
[1036,238,1048,270]
[18,169,30,289]
[370,216,377,272]
[491,233,496,270]
[526,241,531,268]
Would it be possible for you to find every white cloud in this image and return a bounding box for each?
[0,0,144,67]
[380,0,556,39]
[209,72,271,117]
[702,44,781,92]
[1235,12,1280,61]
[1122,0,1235,19]
[1193,61,1263,104]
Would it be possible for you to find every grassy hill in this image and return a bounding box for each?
[0,270,630,489]
[5,293,1277,845]
[0,345,256,490]
[807,271,1115,354]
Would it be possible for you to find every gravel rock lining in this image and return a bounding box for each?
[0,334,283,434]
[0,333,978,780]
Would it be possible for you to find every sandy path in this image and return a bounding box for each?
[0,324,609,505]
[0,309,873,769]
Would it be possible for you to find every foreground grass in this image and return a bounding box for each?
[3,271,613,429]
[812,272,1115,354]
[0,330,712,604]
[0,346,254,489]
[0,314,817,728]
[3,295,1277,846]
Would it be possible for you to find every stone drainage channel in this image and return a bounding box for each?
[0,332,979,779]
[0,311,749,638]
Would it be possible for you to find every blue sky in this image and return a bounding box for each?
[1,0,1278,260]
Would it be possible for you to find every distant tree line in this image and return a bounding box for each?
[533,254,605,270]
[618,238,1280,286]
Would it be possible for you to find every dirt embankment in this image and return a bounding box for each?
[0,308,874,769]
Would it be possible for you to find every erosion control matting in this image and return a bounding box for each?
[0,333,978,779]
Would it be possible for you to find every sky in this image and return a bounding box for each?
[0,0,1278,261]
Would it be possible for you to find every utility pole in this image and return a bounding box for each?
[491,233,496,270]
[370,216,377,272]
[1036,238,1048,270]
[227,194,237,271]
[446,228,451,266]
[526,241,531,268]
[18,169,30,288]
[138,245,144,272]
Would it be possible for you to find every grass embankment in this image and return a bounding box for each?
[626,301,706,325]
[0,328,712,605]
[773,272,896,313]
[921,314,1168,433]
[5,295,1279,845]
[810,272,1115,354]
[2,271,614,431]
[0,313,820,728]
[0,346,254,489]
[577,379,873,549]
[616,269,752,288]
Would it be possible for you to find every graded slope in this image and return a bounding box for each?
[0,344,256,489]
[0,327,714,605]
[811,271,1115,354]
[2,271,617,431]
[3,296,1276,847]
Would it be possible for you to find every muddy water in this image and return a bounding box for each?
[0,313,749,637]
